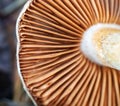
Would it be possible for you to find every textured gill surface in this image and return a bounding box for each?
[18,0,120,106]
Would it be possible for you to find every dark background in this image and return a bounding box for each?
[0,0,34,106]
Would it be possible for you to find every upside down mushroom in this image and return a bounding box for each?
[16,0,120,106]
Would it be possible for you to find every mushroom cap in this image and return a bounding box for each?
[16,0,120,106]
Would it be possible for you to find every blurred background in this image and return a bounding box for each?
[0,0,34,106]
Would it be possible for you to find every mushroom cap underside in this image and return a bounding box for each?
[17,0,120,106]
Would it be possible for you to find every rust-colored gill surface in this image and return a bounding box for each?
[17,0,120,106]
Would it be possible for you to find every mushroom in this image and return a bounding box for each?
[16,0,120,106]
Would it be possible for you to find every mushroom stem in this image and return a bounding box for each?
[81,23,120,70]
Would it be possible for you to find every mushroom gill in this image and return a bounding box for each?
[16,0,120,106]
